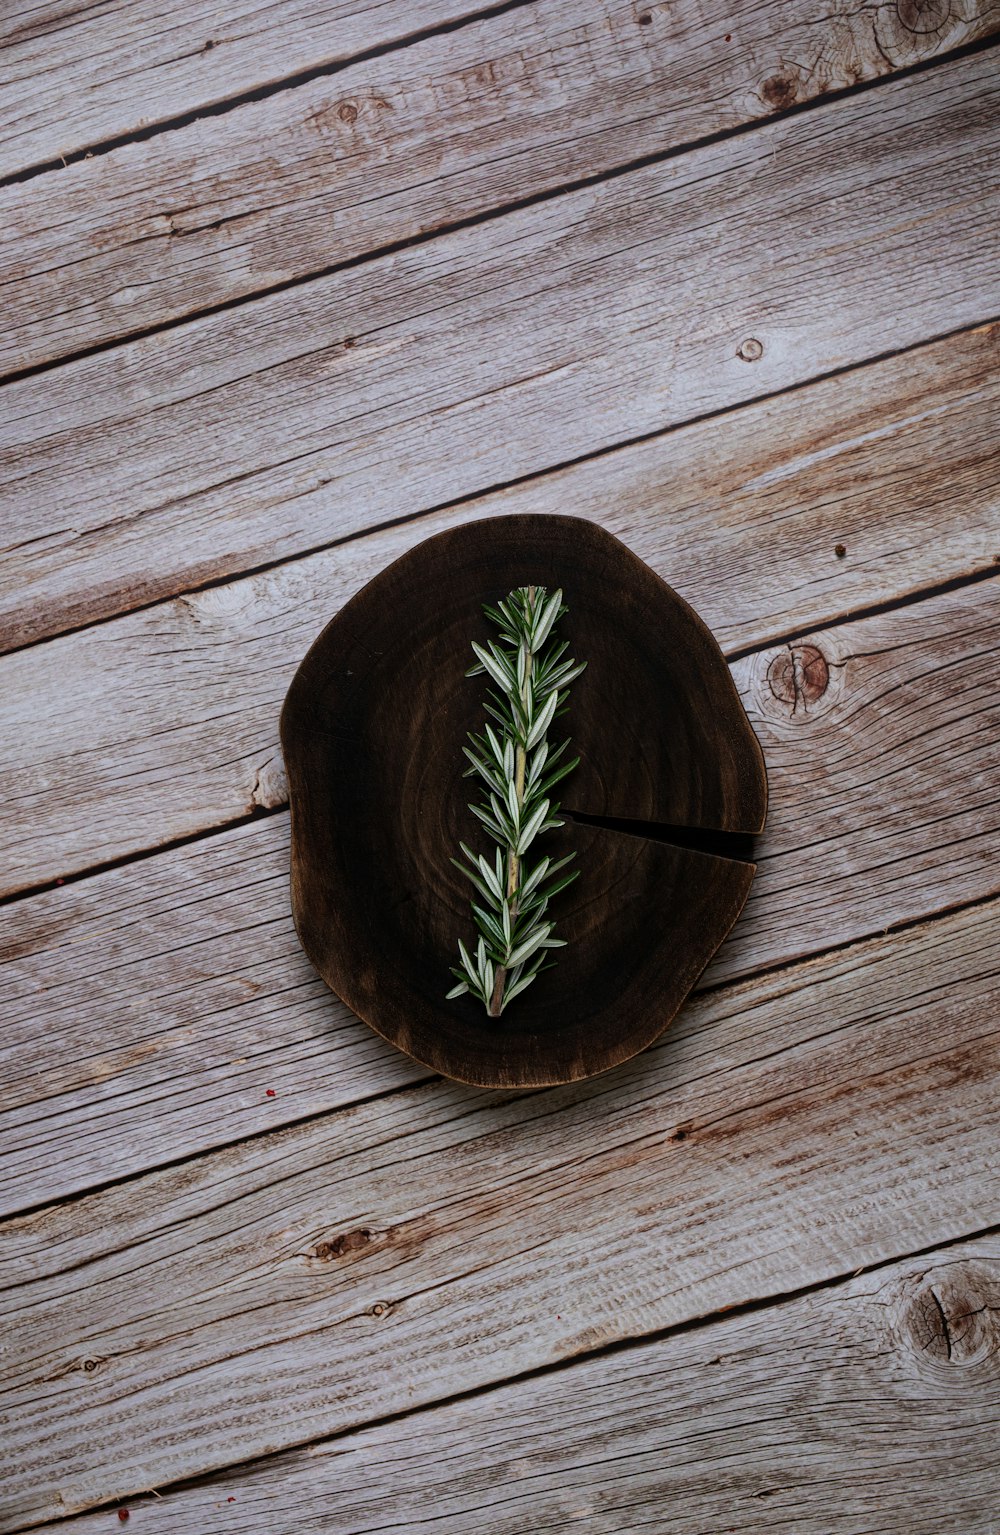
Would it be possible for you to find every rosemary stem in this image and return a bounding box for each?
[488,583,536,1015]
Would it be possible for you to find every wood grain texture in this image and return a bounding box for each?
[6,10,997,1527]
[4,572,998,1211]
[2,321,998,897]
[0,0,491,178]
[717,574,1000,983]
[1,895,997,1528]
[6,0,998,375]
[2,54,998,652]
[0,815,428,1220]
[281,515,764,1086]
[53,1235,1000,1534]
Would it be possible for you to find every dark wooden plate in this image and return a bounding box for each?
[280,514,767,1088]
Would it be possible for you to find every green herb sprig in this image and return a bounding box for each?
[447,584,586,1016]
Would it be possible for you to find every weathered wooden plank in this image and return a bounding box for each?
[53,1234,1000,1534]
[6,0,998,375]
[2,54,998,652]
[0,814,427,1219]
[2,896,997,1528]
[718,574,1000,983]
[3,571,998,1213]
[0,0,491,179]
[2,322,997,896]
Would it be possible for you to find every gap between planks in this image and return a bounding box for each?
[3,564,1000,1205]
[1,11,995,1522]
[2,53,999,652]
[1,893,997,1526]
[4,4,998,376]
[2,320,997,896]
[0,0,529,183]
[3,880,996,1230]
[40,1226,1000,1535]
[2,324,999,1212]
[3,311,996,669]
[2,0,993,190]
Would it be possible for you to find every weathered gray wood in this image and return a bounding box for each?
[0,815,427,1219]
[6,0,998,375]
[3,572,998,1213]
[2,323,997,895]
[54,1235,1000,1534]
[0,0,490,179]
[718,574,1000,982]
[2,54,998,652]
[1,895,997,1529]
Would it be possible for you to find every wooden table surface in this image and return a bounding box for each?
[2,2,999,1530]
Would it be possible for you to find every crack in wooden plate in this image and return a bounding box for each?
[280,514,767,1088]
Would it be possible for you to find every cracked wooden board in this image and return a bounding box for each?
[2,322,997,896]
[6,0,998,374]
[2,53,998,652]
[4,573,999,1210]
[53,1234,1000,1534]
[280,514,766,1086]
[1,895,997,1528]
[3,4,997,1527]
[0,0,490,179]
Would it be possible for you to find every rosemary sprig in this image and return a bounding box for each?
[447,584,586,1017]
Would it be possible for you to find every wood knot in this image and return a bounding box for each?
[896,0,951,35]
[736,337,764,362]
[369,1300,393,1319]
[338,101,358,123]
[897,1264,1000,1372]
[314,1228,374,1260]
[761,74,797,109]
[767,644,829,713]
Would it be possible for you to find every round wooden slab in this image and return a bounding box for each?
[280,514,767,1087]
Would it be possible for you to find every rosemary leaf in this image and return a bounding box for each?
[449,584,586,1017]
